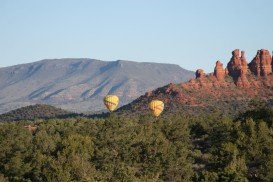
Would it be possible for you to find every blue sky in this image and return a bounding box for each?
[0,0,273,72]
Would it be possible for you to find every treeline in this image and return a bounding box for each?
[0,104,77,122]
[0,106,273,181]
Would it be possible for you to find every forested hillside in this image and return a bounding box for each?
[0,103,272,181]
[0,104,75,122]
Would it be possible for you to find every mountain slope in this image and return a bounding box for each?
[118,49,273,117]
[0,59,194,114]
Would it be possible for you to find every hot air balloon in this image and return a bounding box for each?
[149,100,164,117]
[104,95,119,112]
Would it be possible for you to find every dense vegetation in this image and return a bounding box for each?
[0,104,76,122]
[0,103,273,181]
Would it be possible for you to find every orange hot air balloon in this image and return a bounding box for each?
[149,100,164,117]
[104,95,119,112]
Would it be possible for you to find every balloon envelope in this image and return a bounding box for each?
[104,95,119,111]
[149,100,164,117]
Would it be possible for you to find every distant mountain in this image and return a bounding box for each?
[0,104,75,122]
[0,59,194,114]
[118,49,273,117]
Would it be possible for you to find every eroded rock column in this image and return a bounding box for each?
[214,61,226,80]
[249,49,272,76]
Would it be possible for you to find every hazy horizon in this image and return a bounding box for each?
[1,0,273,72]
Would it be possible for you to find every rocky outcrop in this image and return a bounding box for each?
[214,61,226,80]
[227,49,249,78]
[222,49,250,87]
[249,49,272,76]
[227,49,242,77]
[235,69,250,87]
[240,51,249,74]
[192,49,273,88]
[195,69,206,79]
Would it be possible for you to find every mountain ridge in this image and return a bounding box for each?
[0,58,194,114]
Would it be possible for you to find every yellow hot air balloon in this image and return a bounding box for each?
[104,95,119,112]
[149,100,164,117]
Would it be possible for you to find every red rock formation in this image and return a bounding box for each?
[214,61,225,80]
[240,51,249,74]
[119,48,273,116]
[195,69,206,79]
[227,49,249,77]
[225,68,229,75]
[165,83,180,96]
[226,49,250,87]
[249,52,261,76]
[227,49,241,77]
[235,69,250,87]
[249,49,272,76]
